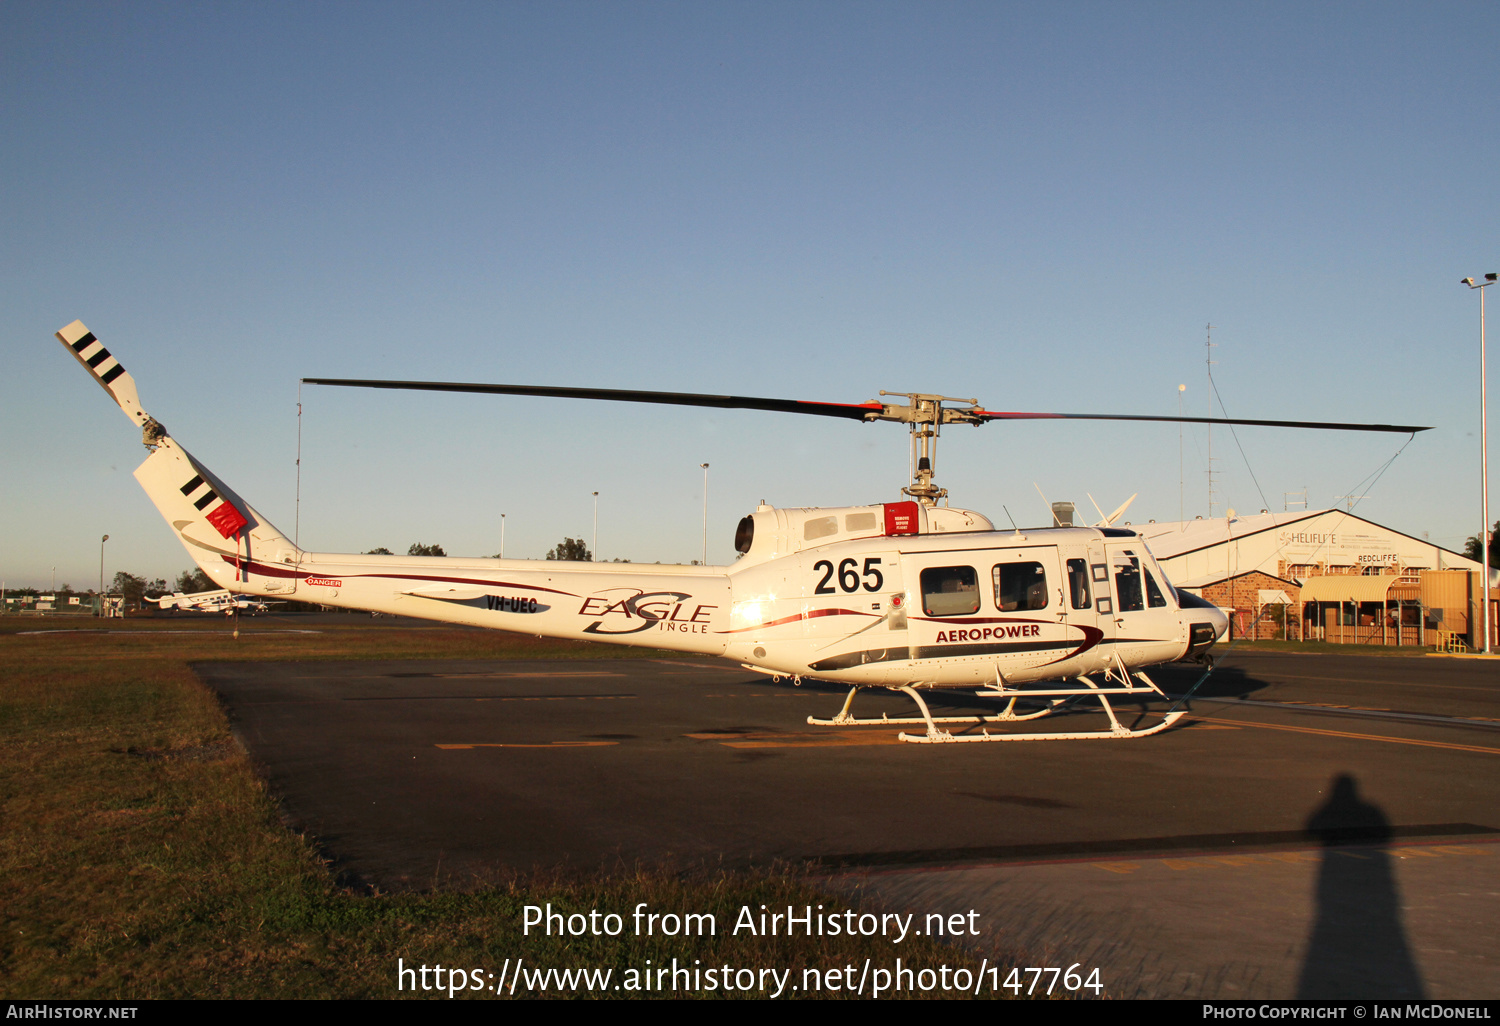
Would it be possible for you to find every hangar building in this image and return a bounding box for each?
[1132,509,1496,647]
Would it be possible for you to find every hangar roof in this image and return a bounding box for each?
[1137,509,1471,563]
[1138,510,1336,560]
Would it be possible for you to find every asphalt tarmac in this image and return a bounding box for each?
[197,648,1500,999]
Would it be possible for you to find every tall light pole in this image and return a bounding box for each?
[99,535,109,617]
[592,491,599,561]
[700,464,710,566]
[499,514,505,559]
[1462,273,1497,654]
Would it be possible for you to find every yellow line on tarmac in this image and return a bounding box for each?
[1239,671,1496,693]
[724,735,907,748]
[435,741,619,749]
[1093,844,1491,875]
[1196,716,1500,755]
[428,671,624,678]
[685,731,906,748]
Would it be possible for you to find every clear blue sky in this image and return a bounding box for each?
[3,2,1496,589]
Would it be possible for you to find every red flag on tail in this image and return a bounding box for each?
[206,501,248,538]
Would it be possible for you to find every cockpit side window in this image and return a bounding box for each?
[1114,555,1145,612]
[1144,565,1168,608]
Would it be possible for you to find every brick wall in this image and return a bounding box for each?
[1200,571,1301,640]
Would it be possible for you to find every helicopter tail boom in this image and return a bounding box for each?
[58,322,738,651]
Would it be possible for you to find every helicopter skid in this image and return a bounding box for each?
[807,699,1068,727]
[897,710,1186,743]
[807,674,1186,744]
[810,681,1068,729]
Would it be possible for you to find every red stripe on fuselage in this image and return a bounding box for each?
[721,607,878,634]
[219,556,581,597]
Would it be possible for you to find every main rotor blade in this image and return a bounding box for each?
[972,410,1431,434]
[300,378,884,421]
[301,377,1433,434]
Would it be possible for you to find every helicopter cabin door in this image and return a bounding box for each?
[1096,539,1180,666]
[1054,544,1106,677]
[987,546,1068,680]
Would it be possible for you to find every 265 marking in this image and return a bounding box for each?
[814,557,883,595]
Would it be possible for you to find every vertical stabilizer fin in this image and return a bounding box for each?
[131,432,301,595]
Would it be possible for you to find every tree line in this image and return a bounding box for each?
[367,539,613,561]
[12,536,628,607]
[1464,521,1500,569]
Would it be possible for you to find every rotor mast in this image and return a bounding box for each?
[871,391,983,506]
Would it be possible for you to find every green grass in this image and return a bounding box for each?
[0,619,1021,999]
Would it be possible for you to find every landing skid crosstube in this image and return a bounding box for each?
[807,662,1185,743]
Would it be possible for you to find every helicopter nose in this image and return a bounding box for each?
[1205,603,1230,643]
[1178,590,1229,651]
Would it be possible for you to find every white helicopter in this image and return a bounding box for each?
[146,588,283,616]
[56,321,1429,743]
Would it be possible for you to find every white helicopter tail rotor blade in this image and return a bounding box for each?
[55,321,153,431]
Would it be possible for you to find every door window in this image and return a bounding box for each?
[993,561,1048,611]
[1114,557,1145,612]
[920,566,980,616]
[1066,558,1091,609]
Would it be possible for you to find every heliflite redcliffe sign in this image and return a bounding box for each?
[1276,528,1399,567]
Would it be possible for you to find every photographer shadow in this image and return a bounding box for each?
[1296,774,1426,999]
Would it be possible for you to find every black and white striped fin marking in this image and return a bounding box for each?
[180,473,220,512]
[65,330,128,386]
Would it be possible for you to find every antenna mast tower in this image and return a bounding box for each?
[1206,324,1219,518]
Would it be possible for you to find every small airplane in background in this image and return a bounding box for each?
[57,320,1428,743]
[146,588,282,615]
